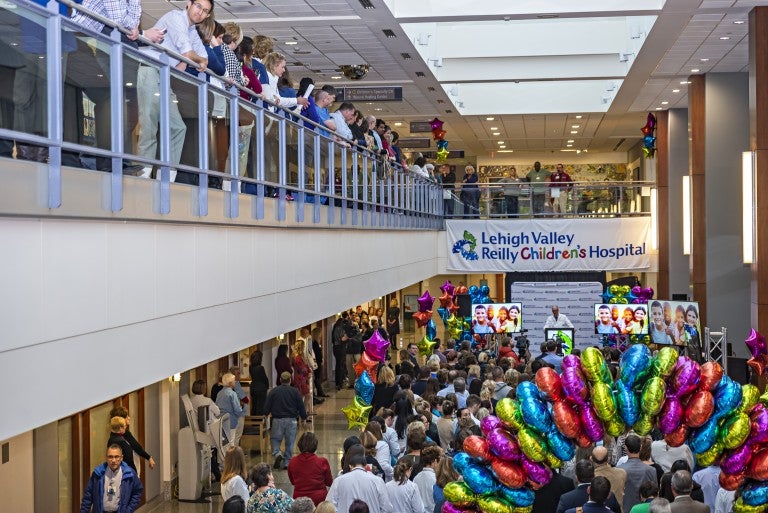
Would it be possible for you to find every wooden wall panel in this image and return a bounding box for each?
[689,74,707,327]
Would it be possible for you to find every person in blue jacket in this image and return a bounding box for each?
[80,444,143,513]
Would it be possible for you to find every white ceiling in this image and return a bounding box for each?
[138,0,767,158]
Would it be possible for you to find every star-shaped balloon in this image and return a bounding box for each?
[437,139,449,151]
[354,352,379,383]
[748,354,768,376]
[426,319,437,340]
[341,396,372,430]
[440,280,455,296]
[438,292,453,308]
[641,125,653,135]
[364,330,390,363]
[437,307,449,323]
[418,334,437,357]
[746,328,767,359]
[354,370,375,405]
[413,310,432,328]
[417,291,435,312]
[436,148,449,161]
[429,117,444,131]
[646,113,656,129]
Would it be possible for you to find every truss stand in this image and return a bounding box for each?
[704,326,727,375]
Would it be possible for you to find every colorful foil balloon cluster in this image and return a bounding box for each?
[431,117,450,163]
[341,329,390,429]
[436,281,474,349]
[415,290,439,357]
[600,284,654,305]
[441,332,768,513]
[746,329,768,376]
[642,113,657,158]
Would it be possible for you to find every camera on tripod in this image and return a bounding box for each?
[514,329,529,352]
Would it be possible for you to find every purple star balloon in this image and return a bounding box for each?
[746,328,767,359]
[440,280,455,296]
[364,330,390,363]
[417,290,435,313]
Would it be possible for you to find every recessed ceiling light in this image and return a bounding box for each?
[285,41,298,45]
[567,144,573,147]
[394,122,403,126]
[700,58,710,62]
[575,115,583,119]
[734,20,745,24]
[490,127,498,130]
[571,125,580,128]
[655,107,663,111]
[497,141,505,145]
[680,80,692,84]
[691,68,700,73]
[486,117,495,121]
[661,101,669,105]
[498,150,515,153]
[331,76,342,80]
[492,132,500,136]
[374,108,383,111]
[672,89,680,93]
[570,130,578,134]
[97,74,103,78]
[499,146,506,149]
[125,82,133,87]
[719,36,731,40]
[567,139,574,143]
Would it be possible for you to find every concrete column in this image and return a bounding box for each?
[689,72,752,357]
[665,109,691,298]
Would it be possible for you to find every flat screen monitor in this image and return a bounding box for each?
[594,303,650,335]
[545,328,574,355]
[471,302,523,334]
[646,300,700,346]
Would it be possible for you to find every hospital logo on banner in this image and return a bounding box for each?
[446,218,655,273]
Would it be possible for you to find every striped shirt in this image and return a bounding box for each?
[72,0,141,34]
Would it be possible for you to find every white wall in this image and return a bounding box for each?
[0,217,440,440]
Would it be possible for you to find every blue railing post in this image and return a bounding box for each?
[158,54,172,215]
[361,154,369,227]
[313,134,321,224]
[225,90,240,219]
[254,107,265,219]
[277,116,286,221]
[108,28,124,212]
[46,6,63,209]
[327,141,335,225]
[296,127,305,223]
[340,147,347,225]
[351,148,359,226]
[196,72,209,217]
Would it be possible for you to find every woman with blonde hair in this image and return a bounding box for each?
[364,421,393,481]
[434,455,460,513]
[221,446,249,501]
[461,165,479,218]
[314,501,336,513]
[370,365,398,420]
[292,339,312,417]
[384,458,424,513]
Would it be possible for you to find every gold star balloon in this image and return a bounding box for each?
[341,396,372,430]
[417,334,437,357]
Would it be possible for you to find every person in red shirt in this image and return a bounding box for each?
[287,431,333,505]
[550,163,573,214]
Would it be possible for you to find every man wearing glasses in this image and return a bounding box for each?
[80,444,143,513]
[136,0,212,181]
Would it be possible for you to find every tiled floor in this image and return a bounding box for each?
[139,387,356,512]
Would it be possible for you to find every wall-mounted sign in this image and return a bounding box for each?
[410,121,434,133]
[397,138,432,148]
[335,87,402,102]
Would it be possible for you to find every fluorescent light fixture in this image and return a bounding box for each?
[486,117,495,120]
[490,126,498,130]
[700,58,709,62]
[285,41,298,45]
[570,130,578,134]
[492,132,501,136]
[331,76,342,80]
[497,141,505,144]
[661,101,669,105]
[394,122,402,126]
[683,175,691,255]
[655,107,663,111]
[498,150,514,153]
[567,139,574,143]
[575,115,583,119]
[567,144,573,147]
[691,68,700,73]
[743,151,755,264]
[719,36,730,40]
[672,89,680,93]
[499,146,506,149]
[734,20,746,24]
[680,80,691,84]
[571,125,580,128]
[650,189,658,250]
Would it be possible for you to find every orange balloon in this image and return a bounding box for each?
[664,424,688,447]
[720,470,746,491]
[747,448,768,480]
[536,367,565,402]
[700,362,724,391]
[552,401,582,439]
[464,436,493,462]
[354,352,379,383]
[684,390,714,428]
[455,285,468,294]
[438,292,453,308]
[492,460,527,489]
[575,432,592,448]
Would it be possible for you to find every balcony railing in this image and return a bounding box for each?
[444,181,655,219]
[0,0,442,229]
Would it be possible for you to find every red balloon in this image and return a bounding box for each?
[455,285,468,295]
[438,292,453,308]
[747,448,768,480]
[354,352,379,383]
[552,401,582,439]
[575,432,592,448]
[448,302,459,315]
[492,460,527,489]
[536,367,565,402]
[413,310,432,328]
[747,355,768,376]
[699,362,723,391]
[527,478,544,491]
[684,390,714,428]
[664,423,688,447]
[719,470,746,491]
[641,126,652,135]
[463,435,493,462]
[432,129,447,140]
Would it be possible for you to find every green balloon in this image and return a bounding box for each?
[653,347,678,377]
[641,377,666,415]
[443,481,477,507]
[720,412,751,450]
[633,413,654,436]
[496,398,525,432]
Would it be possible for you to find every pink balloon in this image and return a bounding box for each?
[746,328,767,359]
[631,286,642,296]
[580,403,605,442]
[562,366,589,406]
[481,415,502,436]
[671,357,701,398]
[442,503,468,513]
[487,427,521,462]
[642,287,654,299]
[721,443,754,475]
[659,396,684,434]
[521,455,552,486]
[750,404,768,444]
[440,280,455,296]
[364,330,390,362]
[562,355,582,370]
[417,291,435,313]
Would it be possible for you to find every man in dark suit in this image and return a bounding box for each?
[534,468,575,513]
[564,476,614,513]
[669,471,710,513]
[556,460,622,513]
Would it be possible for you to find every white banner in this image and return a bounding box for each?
[447,218,653,272]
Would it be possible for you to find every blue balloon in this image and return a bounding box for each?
[480,285,490,296]
[713,376,742,419]
[426,319,437,340]
[354,371,374,405]
[461,332,473,341]
[547,429,576,462]
[437,307,449,323]
[615,379,640,426]
[468,285,479,296]
[462,461,500,495]
[499,486,535,507]
[742,482,768,507]
[689,416,719,454]
[516,383,554,435]
[620,343,652,388]
[452,452,473,474]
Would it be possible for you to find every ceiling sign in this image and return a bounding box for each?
[410,121,434,133]
[398,138,432,148]
[335,87,403,102]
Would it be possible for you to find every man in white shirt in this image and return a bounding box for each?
[692,465,721,512]
[327,453,393,513]
[413,446,443,513]
[329,102,356,145]
[544,305,574,329]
